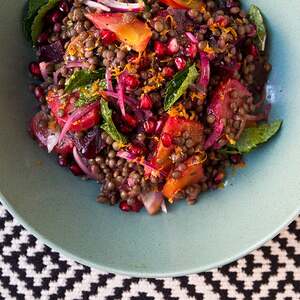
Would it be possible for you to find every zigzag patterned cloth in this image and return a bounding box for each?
[0,203,299,299]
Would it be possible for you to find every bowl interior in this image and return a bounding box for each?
[0,0,299,277]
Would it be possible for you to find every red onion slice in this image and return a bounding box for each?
[84,0,111,11]
[96,0,144,12]
[105,68,113,91]
[198,51,210,91]
[73,147,98,179]
[185,32,198,44]
[39,62,49,81]
[58,101,100,144]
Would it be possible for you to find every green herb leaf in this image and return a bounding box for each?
[164,64,198,111]
[231,120,282,153]
[65,69,105,93]
[76,94,99,108]
[248,5,267,51]
[23,0,48,41]
[141,0,151,11]
[100,100,128,145]
[31,0,60,43]
[28,0,48,18]
[75,80,107,107]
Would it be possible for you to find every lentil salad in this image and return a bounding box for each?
[24,0,282,215]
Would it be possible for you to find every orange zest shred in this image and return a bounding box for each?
[223,27,238,39]
[168,103,189,119]
[225,134,236,145]
[110,66,123,77]
[166,15,177,29]
[203,43,215,56]
[199,3,207,13]
[190,91,206,102]
[142,72,165,94]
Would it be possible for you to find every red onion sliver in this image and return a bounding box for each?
[103,91,138,107]
[105,68,113,91]
[198,51,210,91]
[96,0,144,12]
[185,32,198,44]
[84,0,110,11]
[53,68,63,85]
[58,101,100,144]
[73,147,98,179]
[117,80,126,116]
[39,62,49,81]
[204,122,224,150]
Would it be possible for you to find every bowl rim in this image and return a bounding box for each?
[1,190,299,277]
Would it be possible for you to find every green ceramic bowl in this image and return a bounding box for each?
[0,0,299,277]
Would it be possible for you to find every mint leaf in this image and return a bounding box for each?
[65,69,105,93]
[100,100,127,145]
[31,0,60,43]
[248,5,267,51]
[232,120,282,153]
[28,0,48,18]
[164,64,198,111]
[75,79,107,107]
[23,0,48,41]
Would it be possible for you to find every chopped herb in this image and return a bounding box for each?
[164,64,198,111]
[65,69,105,93]
[248,5,267,51]
[229,120,282,153]
[31,0,60,43]
[100,100,127,145]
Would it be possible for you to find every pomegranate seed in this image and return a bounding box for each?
[215,15,229,27]
[214,172,225,184]
[119,124,132,134]
[144,118,157,135]
[167,38,179,54]
[69,163,83,176]
[140,94,153,110]
[58,155,69,167]
[155,118,166,135]
[53,23,62,33]
[124,74,140,90]
[162,66,174,78]
[175,57,186,70]
[161,133,173,147]
[49,10,62,24]
[59,1,69,13]
[131,200,143,212]
[29,62,41,77]
[37,32,49,44]
[34,86,45,101]
[154,41,167,56]
[185,43,197,59]
[249,44,259,59]
[100,29,117,45]
[122,113,138,128]
[129,144,145,155]
[119,200,131,212]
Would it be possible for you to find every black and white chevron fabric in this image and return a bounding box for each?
[0,203,299,300]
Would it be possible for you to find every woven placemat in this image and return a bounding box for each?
[0,203,299,300]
